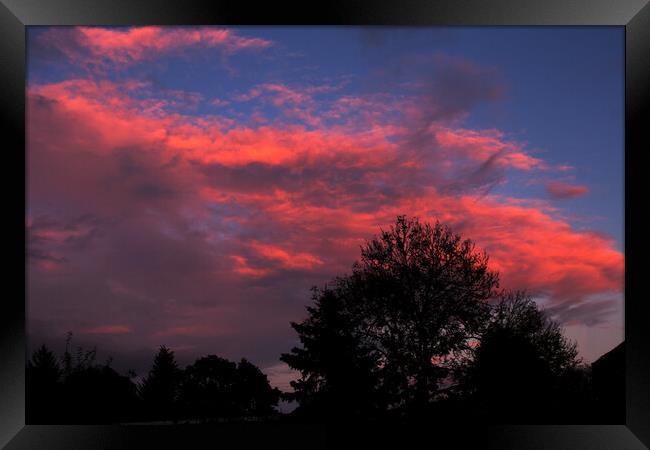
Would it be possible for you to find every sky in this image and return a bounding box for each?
[26,26,624,393]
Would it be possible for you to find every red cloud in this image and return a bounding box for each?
[199,180,621,313]
[250,241,324,270]
[28,216,97,244]
[445,196,622,303]
[546,181,590,199]
[28,79,399,170]
[231,255,272,278]
[434,127,544,170]
[27,71,621,332]
[40,26,273,68]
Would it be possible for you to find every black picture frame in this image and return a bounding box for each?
[2,1,648,448]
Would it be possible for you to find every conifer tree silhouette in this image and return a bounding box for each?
[140,345,182,421]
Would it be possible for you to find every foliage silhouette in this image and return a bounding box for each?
[234,358,282,417]
[27,334,140,424]
[280,286,384,421]
[27,338,280,424]
[283,216,500,418]
[282,216,621,423]
[26,217,624,425]
[140,345,182,421]
[458,291,584,423]
[62,362,139,423]
[181,355,241,421]
[26,345,62,424]
[180,355,280,422]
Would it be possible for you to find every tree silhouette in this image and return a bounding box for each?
[140,345,182,421]
[62,362,139,423]
[235,358,281,417]
[281,286,384,420]
[284,216,500,416]
[181,355,241,421]
[25,216,618,424]
[26,345,62,423]
[64,337,137,423]
[461,291,582,423]
[26,336,282,424]
[180,355,280,421]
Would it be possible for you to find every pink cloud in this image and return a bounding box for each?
[41,26,273,68]
[29,219,96,244]
[199,179,621,313]
[434,127,545,170]
[250,241,324,270]
[445,196,622,303]
[28,79,398,169]
[234,83,349,127]
[546,181,590,199]
[231,255,272,278]
[26,64,622,336]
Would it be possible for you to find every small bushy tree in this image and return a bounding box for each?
[462,291,582,423]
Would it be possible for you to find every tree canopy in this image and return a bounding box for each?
[181,355,280,421]
[282,216,587,420]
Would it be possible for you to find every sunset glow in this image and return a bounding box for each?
[27,26,624,387]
